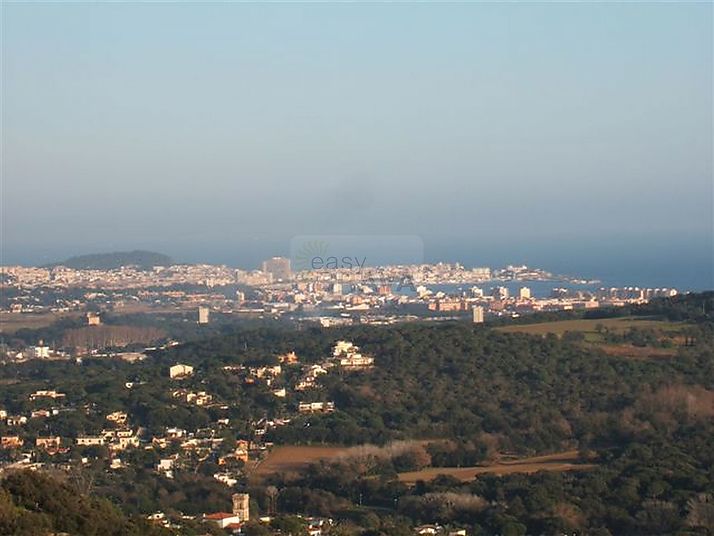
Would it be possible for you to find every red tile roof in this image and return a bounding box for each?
[205,512,236,520]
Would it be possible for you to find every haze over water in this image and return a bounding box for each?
[2,3,712,290]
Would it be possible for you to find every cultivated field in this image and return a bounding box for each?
[397,450,596,484]
[249,445,597,486]
[0,311,81,334]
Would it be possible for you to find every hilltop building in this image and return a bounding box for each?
[169,364,194,379]
[332,340,374,369]
[33,341,50,359]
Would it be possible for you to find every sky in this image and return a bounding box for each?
[1,2,712,287]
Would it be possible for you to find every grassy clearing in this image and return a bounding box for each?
[0,311,81,334]
[598,344,678,359]
[494,317,681,337]
[495,317,688,359]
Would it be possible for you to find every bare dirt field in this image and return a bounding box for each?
[397,450,597,484]
[0,311,81,334]
[249,445,350,479]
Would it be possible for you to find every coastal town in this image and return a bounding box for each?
[1,257,677,333]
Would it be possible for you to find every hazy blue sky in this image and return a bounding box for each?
[2,2,712,285]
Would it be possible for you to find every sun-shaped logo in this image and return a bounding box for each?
[293,240,330,271]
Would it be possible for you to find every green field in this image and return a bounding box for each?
[494,316,690,359]
[494,316,682,340]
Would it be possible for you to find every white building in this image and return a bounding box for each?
[472,306,484,324]
[169,364,194,379]
[333,340,358,356]
[33,344,50,359]
[204,512,242,529]
[198,306,210,324]
[338,354,374,369]
[76,436,105,446]
[298,401,335,413]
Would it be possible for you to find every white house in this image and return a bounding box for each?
[169,364,194,379]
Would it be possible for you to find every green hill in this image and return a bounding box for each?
[47,250,174,270]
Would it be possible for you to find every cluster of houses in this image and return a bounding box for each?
[0,390,139,457]
[1,340,373,455]
[0,341,385,534]
[1,341,374,463]
[332,340,375,369]
[219,341,374,406]
[171,388,214,406]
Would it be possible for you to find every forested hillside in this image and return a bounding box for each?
[0,293,712,534]
[0,470,167,536]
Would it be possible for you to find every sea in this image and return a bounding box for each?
[4,234,712,293]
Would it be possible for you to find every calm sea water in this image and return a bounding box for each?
[4,235,713,292]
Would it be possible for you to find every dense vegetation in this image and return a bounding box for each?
[0,293,712,534]
[0,470,167,535]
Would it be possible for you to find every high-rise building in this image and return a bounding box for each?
[472,306,484,324]
[198,306,210,324]
[232,493,250,521]
[493,286,509,300]
[519,287,531,300]
[471,267,491,280]
[471,287,484,298]
[261,257,292,281]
